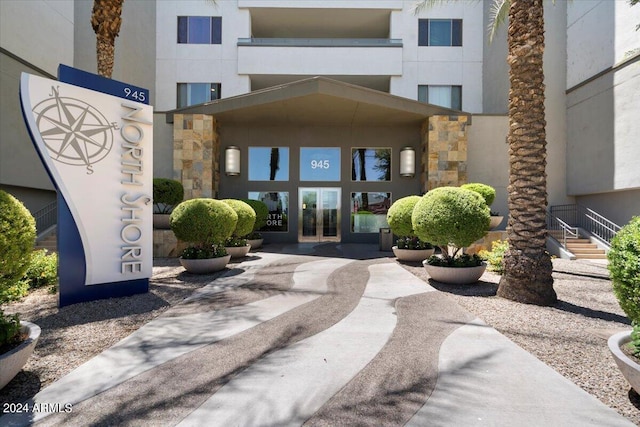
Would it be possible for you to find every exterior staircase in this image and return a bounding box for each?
[35,230,57,253]
[564,238,607,260]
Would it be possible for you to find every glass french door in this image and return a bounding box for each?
[298,188,341,242]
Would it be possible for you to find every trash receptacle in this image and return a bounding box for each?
[379,227,393,251]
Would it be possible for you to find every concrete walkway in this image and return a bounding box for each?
[1,243,635,426]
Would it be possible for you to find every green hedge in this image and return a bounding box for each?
[242,199,269,231]
[387,195,421,237]
[412,187,490,260]
[0,190,36,303]
[170,198,237,247]
[223,199,256,237]
[153,178,184,213]
[609,216,640,324]
[461,183,496,207]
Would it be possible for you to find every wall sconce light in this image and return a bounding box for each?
[400,146,415,178]
[225,146,240,176]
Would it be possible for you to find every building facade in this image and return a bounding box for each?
[1,0,638,244]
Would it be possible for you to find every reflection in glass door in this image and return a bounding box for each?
[299,188,341,242]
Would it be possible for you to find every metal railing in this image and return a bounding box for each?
[546,212,580,248]
[34,199,57,236]
[549,204,621,246]
[237,38,403,47]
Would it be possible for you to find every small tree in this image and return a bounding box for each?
[461,183,496,208]
[222,199,256,241]
[412,187,490,264]
[387,196,433,250]
[153,178,184,214]
[170,198,237,258]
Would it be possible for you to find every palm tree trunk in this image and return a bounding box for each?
[497,0,557,305]
[91,0,124,79]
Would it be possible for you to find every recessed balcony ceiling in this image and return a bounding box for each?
[249,8,391,38]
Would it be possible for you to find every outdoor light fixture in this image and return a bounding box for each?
[400,146,415,178]
[225,146,240,176]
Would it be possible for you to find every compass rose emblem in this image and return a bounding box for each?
[32,86,117,174]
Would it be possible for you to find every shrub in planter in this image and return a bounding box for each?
[0,190,36,304]
[461,183,496,207]
[153,178,184,214]
[222,199,256,244]
[170,198,237,259]
[608,216,640,355]
[396,236,433,250]
[387,196,422,238]
[241,199,269,239]
[412,186,490,266]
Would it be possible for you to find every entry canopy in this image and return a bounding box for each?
[167,76,471,126]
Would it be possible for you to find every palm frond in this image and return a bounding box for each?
[488,0,509,43]
[411,0,458,15]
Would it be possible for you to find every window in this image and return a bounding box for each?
[418,85,462,110]
[351,148,391,182]
[351,192,391,233]
[177,83,221,108]
[300,148,340,181]
[418,19,462,46]
[178,16,222,44]
[248,147,290,181]
[248,192,289,232]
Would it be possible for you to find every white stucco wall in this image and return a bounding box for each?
[0,0,74,75]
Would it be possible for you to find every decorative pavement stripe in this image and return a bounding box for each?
[30,256,367,427]
[175,262,430,427]
[4,256,351,426]
[406,318,636,427]
[304,291,475,427]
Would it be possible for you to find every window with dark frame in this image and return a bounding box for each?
[418,85,462,110]
[177,83,221,108]
[177,16,222,44]
[418,19,462,47]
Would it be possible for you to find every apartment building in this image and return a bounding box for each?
[1,0,638,245]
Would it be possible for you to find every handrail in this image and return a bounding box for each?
[33,199,57,236]
[237,37,404,47]
[547,212,579,248]
[548,204,621,246]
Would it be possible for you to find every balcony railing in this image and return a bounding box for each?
[238,38,403,47]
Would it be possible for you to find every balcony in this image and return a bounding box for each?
[237,38,403,77]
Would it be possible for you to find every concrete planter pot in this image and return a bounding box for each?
[247,238,264,250]
[0,321,41,390]
[225,244,251,259]
[392,246,434,262]
[608,330,640,393]
[153,214,171,229]
[179,255,231,274]
[422,261,487,285]
[489,216,504,230]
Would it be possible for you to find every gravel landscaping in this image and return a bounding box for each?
[1,255,638,425]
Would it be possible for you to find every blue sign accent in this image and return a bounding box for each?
[58,64,149,105]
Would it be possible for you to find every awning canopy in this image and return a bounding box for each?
[167,76,471,126]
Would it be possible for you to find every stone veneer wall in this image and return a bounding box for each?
[421,115,469,193]
[172,113,219,199]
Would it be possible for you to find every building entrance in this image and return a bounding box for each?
[298,188,341,242]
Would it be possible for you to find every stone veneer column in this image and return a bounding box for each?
[421,115,469,193]
[173,113,219,199]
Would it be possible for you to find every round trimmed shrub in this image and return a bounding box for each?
[0,190,36,303]
[412,187,490,260]
[387,195,421,237]
[153,178,184,213]
[170,198,237,248]
[461,183,496,207]
[223,199,256,237]
[609,216,640,324]
[241,199,269,231]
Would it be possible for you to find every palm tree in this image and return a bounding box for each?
[91,0,124,78]
[414,0,557,305]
